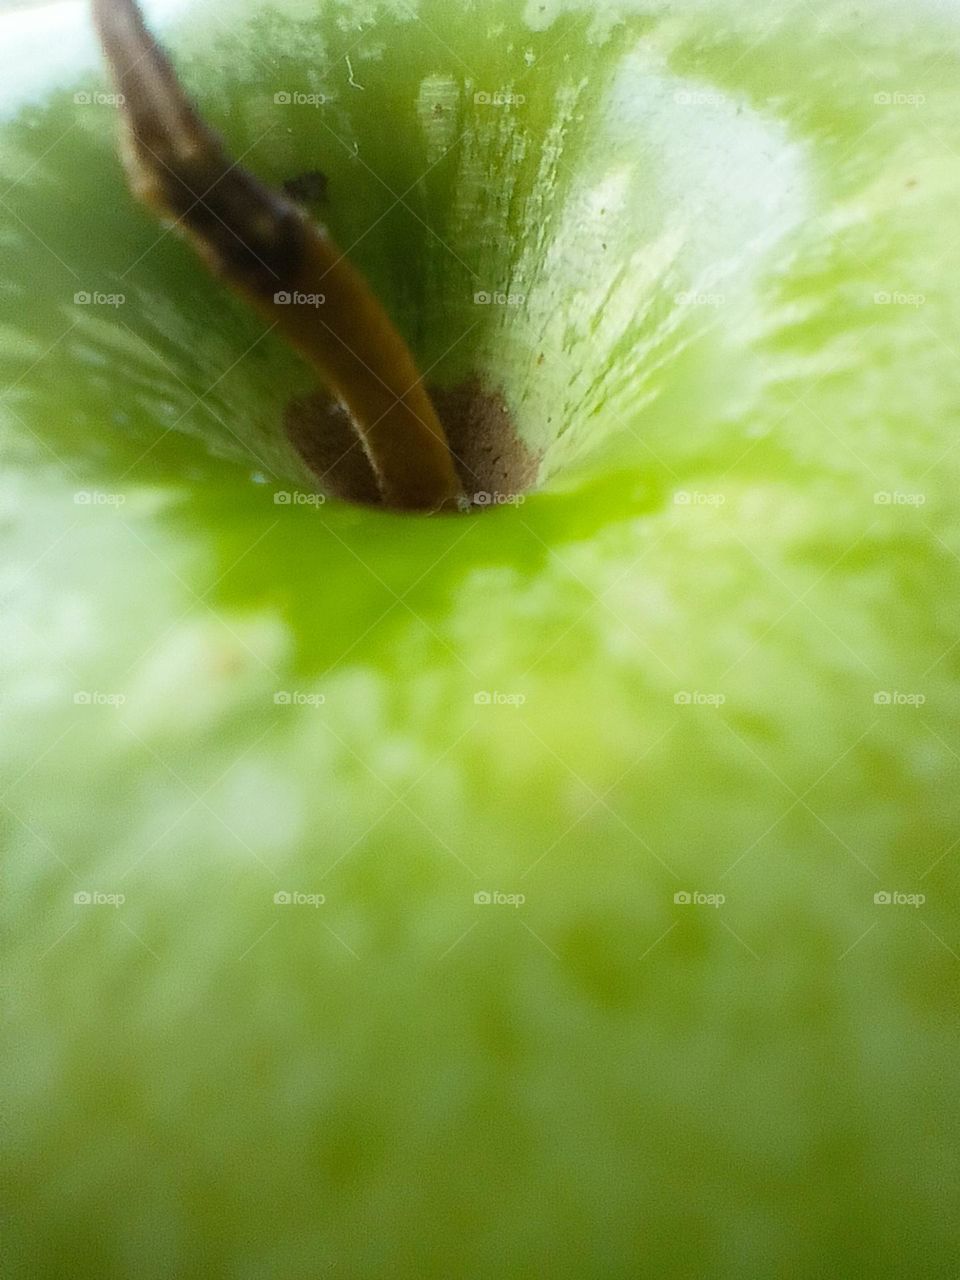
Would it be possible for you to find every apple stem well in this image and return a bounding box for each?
[91,0,466,513]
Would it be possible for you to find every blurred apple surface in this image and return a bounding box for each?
[2,0,960,1275]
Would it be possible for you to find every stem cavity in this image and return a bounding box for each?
[91,0,465,512]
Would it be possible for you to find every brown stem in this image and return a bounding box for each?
[91,0,465,512]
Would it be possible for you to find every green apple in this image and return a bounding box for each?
[3,0,960,1275]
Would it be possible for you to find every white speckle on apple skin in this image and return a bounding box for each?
[416,74,461,159]
[505,43,811,478]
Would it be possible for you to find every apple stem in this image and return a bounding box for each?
[90,0,465,512]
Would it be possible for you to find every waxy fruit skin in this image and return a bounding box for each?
[2,1,960,1275]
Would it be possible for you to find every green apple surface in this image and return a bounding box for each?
[2,0,960,1274]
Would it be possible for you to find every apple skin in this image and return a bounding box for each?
[3,0,960,1276]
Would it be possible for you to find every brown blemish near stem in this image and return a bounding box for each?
[91,0,463,512]
[283,170,329,207]
[286,377,539,508]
